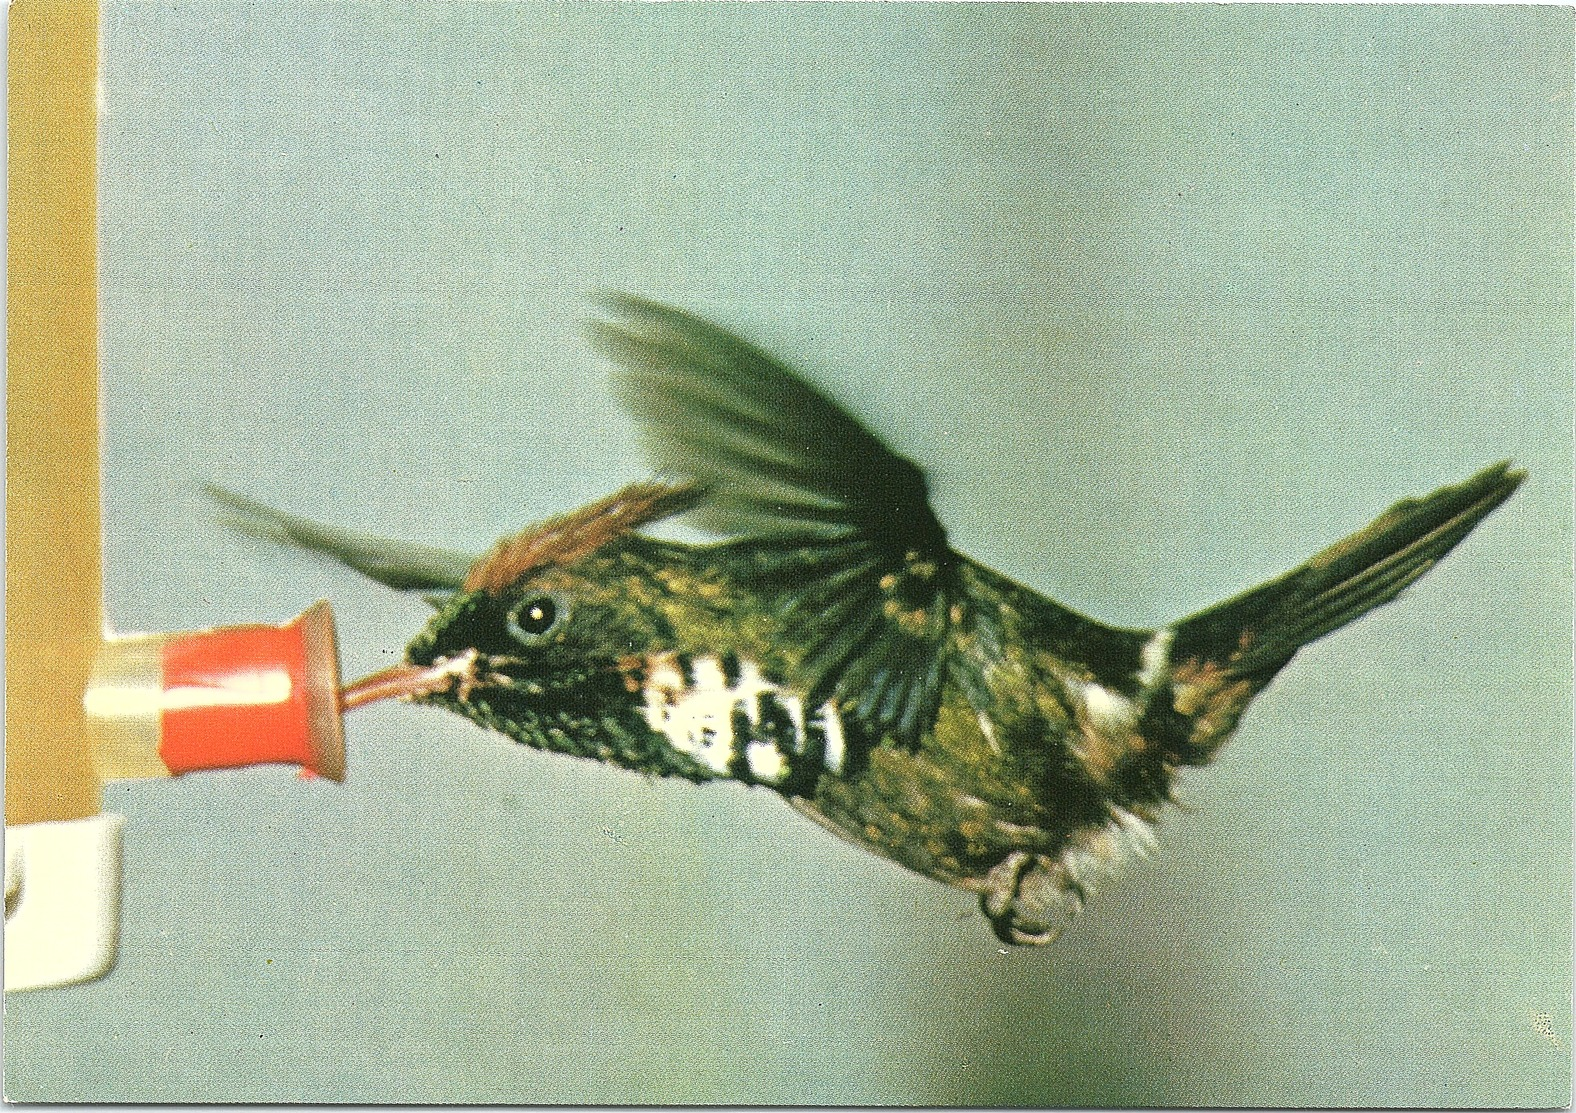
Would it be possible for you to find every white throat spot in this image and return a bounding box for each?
[638,654,836,783]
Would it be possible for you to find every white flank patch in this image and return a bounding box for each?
[1137,627,1174,688]
[1078,680,1138,731]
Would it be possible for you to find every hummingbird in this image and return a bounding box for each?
[211,295,1523,945]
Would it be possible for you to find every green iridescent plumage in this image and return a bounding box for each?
[214,297,1523,945]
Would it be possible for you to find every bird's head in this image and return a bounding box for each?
[339,481,728,779]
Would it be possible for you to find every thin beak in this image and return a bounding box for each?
[339,654,475,710]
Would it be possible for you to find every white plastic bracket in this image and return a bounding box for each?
[4,814,125,992]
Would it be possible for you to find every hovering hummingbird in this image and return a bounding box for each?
[212,295,1523,945]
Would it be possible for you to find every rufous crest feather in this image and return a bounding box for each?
[462,480,705,594]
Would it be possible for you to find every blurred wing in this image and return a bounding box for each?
[206,484,474,595]
[589,294,946,556]
[588,295,967,747]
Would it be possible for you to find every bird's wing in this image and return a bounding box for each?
[589,294,969,749]
[206,483,475,596]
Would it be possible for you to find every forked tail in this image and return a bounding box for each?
[1161,461,1524,763]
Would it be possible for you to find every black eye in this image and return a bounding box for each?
[507,594,565,643]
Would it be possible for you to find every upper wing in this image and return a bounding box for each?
[588,295,968,747]
[206,483,475,595]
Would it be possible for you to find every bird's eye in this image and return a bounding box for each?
[507,594,566,644]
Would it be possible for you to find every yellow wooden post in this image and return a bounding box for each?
[6,0,103,826]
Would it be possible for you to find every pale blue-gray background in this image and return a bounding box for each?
[6,3,1571,1105]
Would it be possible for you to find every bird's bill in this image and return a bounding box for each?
[339,654,477,710]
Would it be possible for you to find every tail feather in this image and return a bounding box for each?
[1165,461,1523,752]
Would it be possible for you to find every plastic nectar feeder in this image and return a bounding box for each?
[84,601,346,782]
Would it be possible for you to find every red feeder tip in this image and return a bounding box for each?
[85,601,347,783]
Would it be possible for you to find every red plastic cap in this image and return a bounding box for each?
[156,601,346,781]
